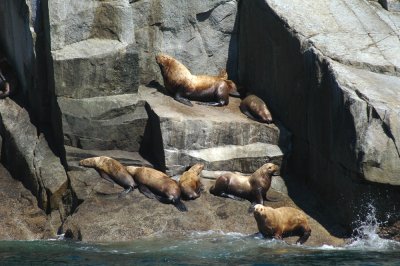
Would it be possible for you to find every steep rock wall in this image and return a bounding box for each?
[238,0,400,230]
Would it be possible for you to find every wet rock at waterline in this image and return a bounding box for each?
[62,177,344,247]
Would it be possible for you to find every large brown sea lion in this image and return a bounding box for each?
[155,53,239,107]
[209,163,279,208]
[126,166,188,212]
[179,163,204,200]
[79,156,136,194]
[240,94,273,123]
[253,204,311,244]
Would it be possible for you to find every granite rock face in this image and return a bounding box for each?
[46,0,142,153]
[377,0,400,11]
[0,165,53,240]
[0,99,69,215]
[238,0,400,229]
[132,0,239,85]
[139,87,290,177]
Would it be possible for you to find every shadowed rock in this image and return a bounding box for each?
[0,164,53,239]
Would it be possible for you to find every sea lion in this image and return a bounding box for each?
[155,53,239,107]
[79,156,136,194]
[240,94,273,123]
[253,204,311,244]
[126,166,188,212]
[0,70,10,99]
[209,163,279,208]
[179,163,204,200]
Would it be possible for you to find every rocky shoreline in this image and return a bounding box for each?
[0,0,399,244]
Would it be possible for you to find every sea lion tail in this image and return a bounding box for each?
[173,199,188,212]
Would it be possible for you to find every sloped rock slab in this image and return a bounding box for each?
[61,177,344,247]
[0,99,68,213]
[58,94,148,151]
[139,87,291,176]
[0,164,53,240]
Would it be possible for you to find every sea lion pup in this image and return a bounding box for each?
[126,166,188,212]
[209,163,279,208]
[79,156,136,194]
[253,204,311,244]
[155,53,239,107]
[240,94,273,123]
[179,163,204,200]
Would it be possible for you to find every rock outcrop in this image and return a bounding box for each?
[0,164,53,240]
[139,86,290,176]
[0,98,69,216]
[238,0,400,230]
[62,175,344,247]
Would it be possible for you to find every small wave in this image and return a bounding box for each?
[345,203,400,251]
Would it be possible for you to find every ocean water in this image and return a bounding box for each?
[1,205,399,265]
[0,231,399,266]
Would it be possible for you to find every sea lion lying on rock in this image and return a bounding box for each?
[179,163,204,200]
[155,53,239,107]
[240,94,273,123]
[253,204,311,244]
[209,163,279,209]
[79,156,136,195]
[126,166,188,212]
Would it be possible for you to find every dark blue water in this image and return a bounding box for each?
[0,231,399,266]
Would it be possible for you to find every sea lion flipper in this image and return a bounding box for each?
[138,184,156,199]
[220,192,245,201]
[174,95,193,106]
[240,107,258,121]
[99,171,117,185]
[118,187,133,198]
[196,101,222,106]
[173,199,188,212]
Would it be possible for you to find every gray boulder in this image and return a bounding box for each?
[58,94,147,151]
[238,0,400,228]
[0,99,68,214]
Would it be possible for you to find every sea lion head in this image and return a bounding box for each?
[155,53,172,67]
[188,163,204,174]
[260,163,280,176]
[253,204,270,219]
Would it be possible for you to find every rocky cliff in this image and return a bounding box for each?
[238,0,400,231]
[0,0,398,242]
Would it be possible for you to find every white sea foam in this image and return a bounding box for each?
[346,204,400,251]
